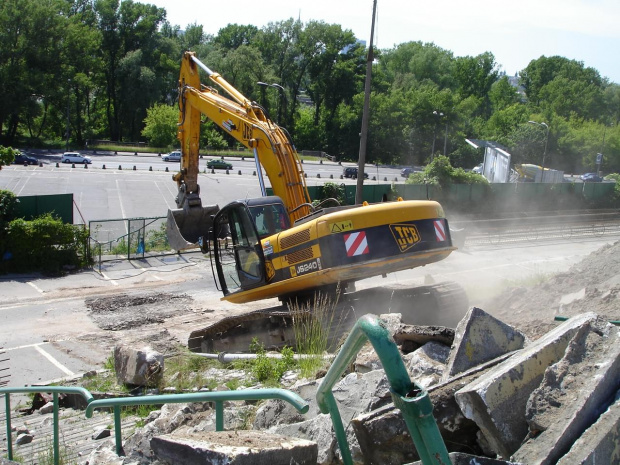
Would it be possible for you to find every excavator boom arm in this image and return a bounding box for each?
[176,51,312,223]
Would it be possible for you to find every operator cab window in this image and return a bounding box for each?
[249,203,290,239]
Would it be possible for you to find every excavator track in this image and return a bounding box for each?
[187,281,468,353]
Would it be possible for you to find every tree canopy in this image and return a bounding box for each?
[1,0,618,174]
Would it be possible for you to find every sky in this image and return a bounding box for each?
[140,0,620,84]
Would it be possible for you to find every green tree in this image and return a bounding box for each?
[0,145,20,166]
[141,103,178,147]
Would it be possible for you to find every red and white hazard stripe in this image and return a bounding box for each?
[434,219,447,242]
[344,231,369,257]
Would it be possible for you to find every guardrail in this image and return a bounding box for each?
[85,389,309,456]
[1,386,94,464]
[316,314,451,465]
[1,386,308,463]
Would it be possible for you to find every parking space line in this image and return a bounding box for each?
[27,281,44,294]
[34,345,75,377]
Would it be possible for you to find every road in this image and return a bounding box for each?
[1,150,406,224]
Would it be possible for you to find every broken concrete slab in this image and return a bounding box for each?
[393,324,455,352]
[352,368,491,464]
[454,312,599,459]
[409,452,523,464]
[150,429,318,465]
[114,346,163,387]
[403,341,450,388]
[556,394,620,464]
[443,307,526,380]
[512,323,620,465]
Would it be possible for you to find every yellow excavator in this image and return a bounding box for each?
[167,52,456,305]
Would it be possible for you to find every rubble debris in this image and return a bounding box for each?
[84,440,127,465]
[92,427,112,440]
[403,341,450,388]
[114,346,163,387]
[512,321,620,464]
[410,452,523,464]
[38,401,54,414]
[443,307,527,380]
[15,433,33,445]
[454,312,599,458]
[556,393,620,464]
[256,370,392,464]
[150,429,318,465]
[393,324,455,351]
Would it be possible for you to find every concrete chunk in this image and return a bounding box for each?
[512,323,620,464]
[444,307,527,380]
[454,312,598,459]
[114,346,163,387]
[409,452,523,464]
[404,341,450,388]
[557,394,620,465]
[151,430,318,465]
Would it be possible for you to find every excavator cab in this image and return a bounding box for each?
[212,201,268,296]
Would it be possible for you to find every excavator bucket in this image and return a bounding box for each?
[166,205,220,251]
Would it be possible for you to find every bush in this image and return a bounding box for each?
[406,155,489,187]
[0,145,19,167]
[2,213,91,274]
[0,189,18,225]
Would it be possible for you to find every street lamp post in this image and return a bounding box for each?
[65,79,71,151]
[431,110,443,161]
[257,82,287,124]
[528,121,549,182]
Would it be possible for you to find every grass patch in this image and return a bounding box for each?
[248,339,296,386]
[163,349,221,391]
[289,289,339,378]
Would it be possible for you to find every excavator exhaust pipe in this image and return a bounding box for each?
[166,205,220,251]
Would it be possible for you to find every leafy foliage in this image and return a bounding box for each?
[2,213,91,274]
[0,2,619,174]
[141,103,178,147]
[0,145,19,166]
[406,155,489,187]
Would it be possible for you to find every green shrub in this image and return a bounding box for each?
[3,213,91,274]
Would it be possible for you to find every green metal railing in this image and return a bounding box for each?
[1,386,94,464]
[85,389,309,456]
[2,386,308,463]
[316,314,451,465]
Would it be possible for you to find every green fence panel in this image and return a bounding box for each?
[582,181,615,200]
[15,194,73,223]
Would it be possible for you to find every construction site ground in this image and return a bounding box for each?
[1,233,619,463]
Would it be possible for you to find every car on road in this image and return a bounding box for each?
[61,152,92,164]
[13,153,39,165]
[401,167,416,178]
[580,172,603,182]
[342,167,369,179]
[207,159,233,170]
[163,151,181,162]
[472,163,484,174]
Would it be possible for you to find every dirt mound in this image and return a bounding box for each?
[485,240,620,338]
[85,293,194,330]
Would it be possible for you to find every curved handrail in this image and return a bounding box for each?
[1,386,94,464]
[85,388,309,456]
[315,314,451,465]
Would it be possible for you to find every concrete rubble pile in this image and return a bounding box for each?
[83,307,619,465]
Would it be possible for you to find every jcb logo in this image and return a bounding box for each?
[390,224,421,252]
[242,123,252,140]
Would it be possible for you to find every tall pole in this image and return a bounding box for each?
[528,121,549,182]
[65,79,71,151]
[355,0,377,205]
[443,122,448,156]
